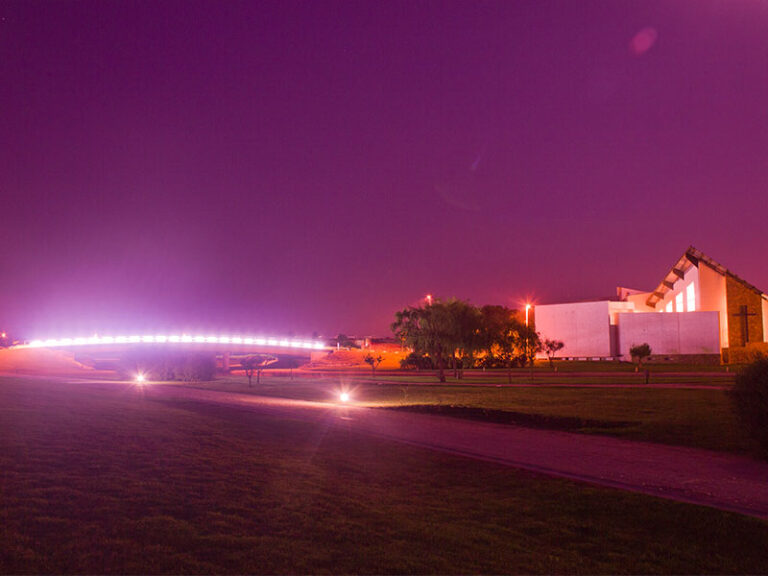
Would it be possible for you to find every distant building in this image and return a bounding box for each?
[534,246,768,362]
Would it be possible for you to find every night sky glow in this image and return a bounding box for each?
[1,1,767,338]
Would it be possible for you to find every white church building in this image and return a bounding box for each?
[534,247,768,362]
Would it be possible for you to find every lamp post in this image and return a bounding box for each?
[525,304,533,382]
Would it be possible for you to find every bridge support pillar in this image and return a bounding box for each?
[221,352,231,373]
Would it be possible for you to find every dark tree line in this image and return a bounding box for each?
[392,298,553,383]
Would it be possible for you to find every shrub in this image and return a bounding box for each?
[731,358,768,460]
[400,352,434,370]
[476,355,526,369]
[629,343,651,363]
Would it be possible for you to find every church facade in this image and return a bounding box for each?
[534,247,768,363]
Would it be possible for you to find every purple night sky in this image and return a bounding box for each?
[1,1,767,339]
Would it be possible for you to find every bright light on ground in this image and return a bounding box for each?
[339,392,350,402]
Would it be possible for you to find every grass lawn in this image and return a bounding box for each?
[301,366,734,385]
[195,375,753,455]
[3,376,766,574]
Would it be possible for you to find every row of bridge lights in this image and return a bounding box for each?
[25,335,326,350]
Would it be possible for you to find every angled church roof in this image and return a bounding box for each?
[645,246,767,308]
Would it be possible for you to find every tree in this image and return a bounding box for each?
[629,343,651,370]
[478,305,528,384]
[445,299,483,379]
[629,343,652,383]
[392,299,467,383]
[364,354,383,377]
[285,357,301,380]
[241,356,258,387]
[241,354,278,386]
[542,338,565,370]
[525,329,542,368]
[392,299,540,383]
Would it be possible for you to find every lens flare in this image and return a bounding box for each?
[135,373,146,384]
[339,392,350,402]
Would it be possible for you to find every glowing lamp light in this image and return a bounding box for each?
[339,392,350,402]
[135,373,146,383]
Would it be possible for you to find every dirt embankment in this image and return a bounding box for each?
[0,348,96,376]
[307,348,406,370]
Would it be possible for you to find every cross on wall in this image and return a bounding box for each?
[732,305,757,346]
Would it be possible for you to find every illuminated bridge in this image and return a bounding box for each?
[16,333,331,372]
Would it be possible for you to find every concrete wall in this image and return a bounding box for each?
[535,301,612,358]
[618,311,720,357]
[609,301,635,325]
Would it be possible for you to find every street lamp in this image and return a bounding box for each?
[426,294,433,305]
[524,304,532,379]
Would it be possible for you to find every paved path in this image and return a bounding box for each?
[142,383,768,521]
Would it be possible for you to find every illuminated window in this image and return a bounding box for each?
[665,301,673,313]
[675,292,684,312]
[686,283,695,312]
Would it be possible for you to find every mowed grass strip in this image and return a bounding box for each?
[198,376,752,454]
[2,376,767,575]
